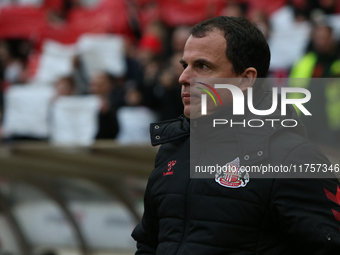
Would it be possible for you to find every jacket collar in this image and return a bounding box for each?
[150,115,190,146]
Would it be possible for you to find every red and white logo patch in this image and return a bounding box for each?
[163,160,176,176]
[215,157,249,188]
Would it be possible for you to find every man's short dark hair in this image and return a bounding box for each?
[190,16,271,79]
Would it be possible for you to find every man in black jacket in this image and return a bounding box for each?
[132,16,340,255]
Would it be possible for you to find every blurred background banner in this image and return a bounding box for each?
[0,0,340,254]
[34,40,76,85]
[50,95,101,146]
[2,85,54,139]
[77,34,127,79]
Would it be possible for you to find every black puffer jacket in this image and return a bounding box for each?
[132,89,340,255]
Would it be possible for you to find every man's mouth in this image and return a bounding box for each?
[182,92,200,104]
[182,92,191,99]
[182,92,200,99]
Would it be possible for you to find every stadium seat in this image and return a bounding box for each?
[247,0,286,15]
[38,24,83,46]
[68,0,131,35]
[0,6,45,39]
[159,0,224,27]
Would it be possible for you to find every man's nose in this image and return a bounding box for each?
[178,67,192,86]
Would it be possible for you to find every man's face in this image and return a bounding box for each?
[179,30,241,119]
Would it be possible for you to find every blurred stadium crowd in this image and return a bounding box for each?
[0,0,340,146]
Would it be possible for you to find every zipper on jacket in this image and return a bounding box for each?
[174,126,206,255]
[175,139,204,255]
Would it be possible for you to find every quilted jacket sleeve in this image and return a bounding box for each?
[131,178,159,255]
[271,142,340,254]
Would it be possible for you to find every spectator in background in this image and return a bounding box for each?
[125,86,143,107]
[171,26,191,55]
[290,0,312,21]
[137,21,164,67]
[54,76,76,98]
[137,34,163,67]
[290,23,340,77]
[219,2,245,17]
[151,53,183,121]
[89,72,119,139]
[313,0,338,14]
[290,0,339,21]
[292,0,339,16]
[72,55,89,95]
[116,86,156,144]
[140,25,188,121]
[137,23,163,83]
[0,41,26,86]
[154,66,183,121]
[289,23,340,146]
[124,37,144,91]
[250,10,271,39]
[136,24,164,113]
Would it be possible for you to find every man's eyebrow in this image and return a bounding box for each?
[194,59,213,66]
[179,59,213,66]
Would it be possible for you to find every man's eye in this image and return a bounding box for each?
[182,64,188,69]
[200,64,208,70]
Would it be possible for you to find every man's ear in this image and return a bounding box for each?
[238,67,257,91]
